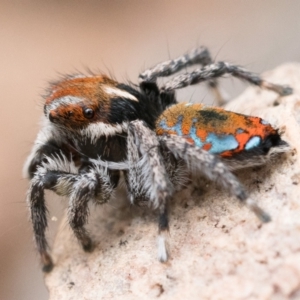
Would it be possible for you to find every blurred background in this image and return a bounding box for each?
[1,1,300,299]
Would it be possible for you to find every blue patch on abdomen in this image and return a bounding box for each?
[190,118,238,154]
[245,136,261,150]
[158,116,239,154]
[205,133,239,154]
[158,116,183,136]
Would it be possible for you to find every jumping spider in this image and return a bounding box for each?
[24,47,292,272]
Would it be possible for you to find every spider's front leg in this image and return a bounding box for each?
[27,155,115,272]
[160,135,271,223]
[127,120,174,262]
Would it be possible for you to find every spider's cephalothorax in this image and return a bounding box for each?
[24,47,292,272]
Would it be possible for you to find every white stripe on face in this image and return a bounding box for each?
[80,121,129,143]
[104,86,138,102]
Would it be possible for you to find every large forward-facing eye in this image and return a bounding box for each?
[83,108,94,119]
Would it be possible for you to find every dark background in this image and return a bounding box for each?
[1,1,300,299]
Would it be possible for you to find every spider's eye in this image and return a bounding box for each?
[83,108,94,119]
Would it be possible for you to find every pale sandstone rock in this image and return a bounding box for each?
[46,64,300,300]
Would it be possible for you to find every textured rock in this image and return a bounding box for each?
[46,64,300,300]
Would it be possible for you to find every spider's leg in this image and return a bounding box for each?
[28,163,77,272]
[162,62,293,97]
[127,122,144,204]
[139,47,227,105]
[128,120,174,261]
[28,156,115,272]
[157,201,169,262]
[160,135,271,223]
[139,47,213,83]
[160,143,189,190]
[68,165,115,252]
[28,175,52,272]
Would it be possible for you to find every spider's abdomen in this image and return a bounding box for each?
[156,102,282,157]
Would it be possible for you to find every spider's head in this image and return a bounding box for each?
[44,74,141,139]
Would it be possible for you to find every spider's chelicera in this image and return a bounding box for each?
[24,47,292,272]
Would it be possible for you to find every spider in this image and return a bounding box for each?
[24,47,292,272]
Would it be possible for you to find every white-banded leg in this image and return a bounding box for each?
[128,120,174,261]
[159,135,271,223]
[157,201,170,262]
[139,47,227,105]
[162,62,292,97]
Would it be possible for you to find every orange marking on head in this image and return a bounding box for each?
[46,75,117,106]
[50,102,100,129]
[44,74,120,127]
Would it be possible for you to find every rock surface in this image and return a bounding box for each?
[46,64,300,300]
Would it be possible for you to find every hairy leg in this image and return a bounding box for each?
[28,166,76,272]
[139,47,213,83]
[128,120,174,261]
[162,61,292,96]
[68,167,114,252]
[139,47,226,105]
[159,134,271,223]
[28,156,114,272]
